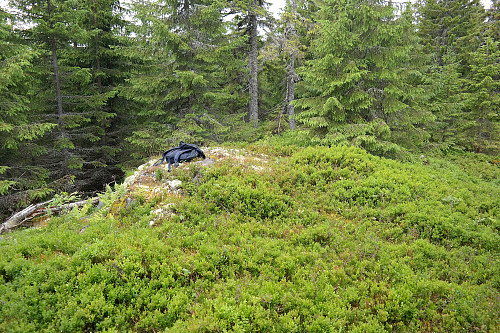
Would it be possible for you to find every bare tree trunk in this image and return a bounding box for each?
[248,1,259,128]
[47,0,69,170]
[48,0,63,125]
[51,38,63,122]
[1,198,101,234]
[286,53,296,130]
[285,0,298,130]
[92,0,103,92]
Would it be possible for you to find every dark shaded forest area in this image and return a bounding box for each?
[1,0,499,219]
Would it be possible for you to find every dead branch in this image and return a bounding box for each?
[0,197,101,234]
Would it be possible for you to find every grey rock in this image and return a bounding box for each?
[166,180,182,191]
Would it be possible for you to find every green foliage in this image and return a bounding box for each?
[0,180,16,196]
[0,9,56,195]
[462,32,500,153]
[50,192,80,207]
[124,128,169,160]
[155,168,164,182]
[258,129,315,148]
[1,145,498,332]
[0,166,14,195]
[295,0,432,157]
[119,0,248,153]
[0,0,127,216]
[1,0,498,215]
[422,49,466,152]
[417,0,485,71]
[416,0,499,154]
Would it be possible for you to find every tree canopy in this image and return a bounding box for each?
[0,0,498,214]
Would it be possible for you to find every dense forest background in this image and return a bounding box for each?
[0,0,498,218]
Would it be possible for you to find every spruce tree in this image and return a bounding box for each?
[0,9,56,199]
[121,0,244,154]
[423,49,466,151]
[59,0,127,190]
[295,0,431,156]
[488,0,500,43]
[417,0,494,153]
[262,0,314,132]
[10,0,80,174]
[9,0,125,194]
[463,30,500,153]
[228,0,271,128]
[417,0,484,71]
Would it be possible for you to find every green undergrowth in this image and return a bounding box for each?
[0,145,499,332]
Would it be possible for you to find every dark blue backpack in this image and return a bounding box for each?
[154,141,206,171]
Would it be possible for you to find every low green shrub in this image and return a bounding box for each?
[0,145,498,332]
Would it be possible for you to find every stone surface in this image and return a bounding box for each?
[166,180,182,191]
[120,147,271,229]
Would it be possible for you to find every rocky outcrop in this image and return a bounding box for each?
[2,147,270,232]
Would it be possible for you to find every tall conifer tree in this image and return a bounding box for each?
[265,0,314,132]
[284,0,299,130]
[463,30,500,153]
[423,49,466,151]
[121,0,245,154]
[295,0,431,156]
[9,0,125,193]
[416,0,496,152]
[228,0,271,127]
[417,0,484,71]
[0,9,56,198]
[60,0,127,189]
[488,0,500,43]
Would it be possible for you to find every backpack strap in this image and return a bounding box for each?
[166,152,177,172]
[153,158,163,166]
[167,158,172,172]
[173,148,193,167]
[154,147,177,167]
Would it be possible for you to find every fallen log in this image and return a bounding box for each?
[45,197,100,214]
[0,197,100,234]
[0,200,52,234]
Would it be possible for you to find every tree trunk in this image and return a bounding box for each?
[286,54,296,130]
[51,37,63,123]
[47,0,70,174]
[92,0,103,92]
[0,198,101,234]
[248,1,259,128]
[48,0,64,125]
[285,0,298,130]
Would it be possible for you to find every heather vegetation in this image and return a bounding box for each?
[1,142,498,332]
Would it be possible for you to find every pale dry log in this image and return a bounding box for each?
[0,200,52,234]
[0,197,100,234]
[46,197,100,214]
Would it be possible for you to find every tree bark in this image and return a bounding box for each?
[248,1,259,128]
[0,198,101,234]
[47,0,64,125]
[0,201,52,234]
[51,38,64,122]
[92,0,103,92]
[286,53,296,130]
[285,0,298,130]
[47,0,71,172]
